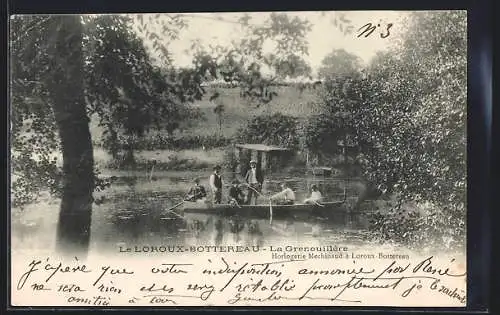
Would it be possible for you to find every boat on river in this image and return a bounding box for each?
[182,200,348,221]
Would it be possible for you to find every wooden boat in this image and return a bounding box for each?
[182,200,348,221]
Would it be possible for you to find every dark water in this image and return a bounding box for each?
[90,173,375,253]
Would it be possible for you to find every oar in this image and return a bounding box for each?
[313,200,325,207]
[166,200,185,212]
[149,164,155,182]
[269,199,273,225]
[243,183,274,224]
[243,183,269,199]
[165,190,202,213]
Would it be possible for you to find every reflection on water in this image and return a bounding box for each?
[86,173,374,252]
[91,205,372,253]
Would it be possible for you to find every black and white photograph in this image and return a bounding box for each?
[9,11,468,307]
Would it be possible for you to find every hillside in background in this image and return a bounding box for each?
[90,85,322,144]
[177,85,322,137]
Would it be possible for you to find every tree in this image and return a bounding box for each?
[190,12,313,105]
[357,11,467,210]
[10,12,317,254]
[84,15,200,166]
[213,103,225,137]
[10,14,194,254]
[310,11,467,248]
[236,113,300,149]
[11,16,62,207]
[11,15,94,255]
[317,49,363,79]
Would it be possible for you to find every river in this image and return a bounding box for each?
[11,170,383,256]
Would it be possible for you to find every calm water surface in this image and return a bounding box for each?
[88,171,376,253]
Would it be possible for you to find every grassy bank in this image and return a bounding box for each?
[96,147,225,171]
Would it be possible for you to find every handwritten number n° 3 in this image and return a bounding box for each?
[380,23,393,38]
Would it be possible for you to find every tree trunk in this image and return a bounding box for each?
[218,116,223,138]
[122,134,136,167]
[123,146,136,167]
[44,16,94,257]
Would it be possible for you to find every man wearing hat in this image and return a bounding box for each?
[245,159,264,205]
[209,165,224,204]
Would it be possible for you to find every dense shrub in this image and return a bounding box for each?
[368,201,465,251]
[307,12,466,249]
[235,113,300,149]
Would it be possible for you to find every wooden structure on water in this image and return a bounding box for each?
[233,144,294,174]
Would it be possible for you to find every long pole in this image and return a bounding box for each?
[269,199,273,225]
[149,164,155,182]
[166,200,185,212]
[244,183,273,224]
[343,142,347,201]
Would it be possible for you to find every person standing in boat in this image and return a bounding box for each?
[185,178,207,202]
[304,184,323,204]
[229,180,245,206]
[270,182,296,205]
[209,165,224,204]
[245,159,264,205]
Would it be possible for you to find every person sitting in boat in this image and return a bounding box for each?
[229,179,245,206]
[270,182,296,205]
[304,184,323,204]
[185,178,207,202]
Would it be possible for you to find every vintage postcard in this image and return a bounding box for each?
[10,11,467,307]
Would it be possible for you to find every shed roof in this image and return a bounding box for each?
[236,143,290,152]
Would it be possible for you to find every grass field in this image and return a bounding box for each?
[89,86,322,143]
[184,86,322,137]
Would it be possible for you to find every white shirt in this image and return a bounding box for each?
[310,191,322,201]
[272,188,295,201]
[209,174,224,191]
[249,168,258,184]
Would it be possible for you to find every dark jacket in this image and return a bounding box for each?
[229,186,244,202]
[186,185,207,201]
[245,167,264,185]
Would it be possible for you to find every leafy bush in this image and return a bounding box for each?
[368,201,465,251]
[11,153,112,208]
[308,12,466,249]
[235,113,300,149]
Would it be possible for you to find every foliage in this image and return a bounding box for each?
[369,201,465,251]
[10,15,199,207]
[359,11,466,209]
[10,17,95,212]
[235,113,299,149]
[11,12,318,210]
[10,17,60,207]
[311,11,467,248]
[84,15,202,164]
[213,101,226,137]
[190,13,313,105]
[317,49,363,79]
[302,72,364,155]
